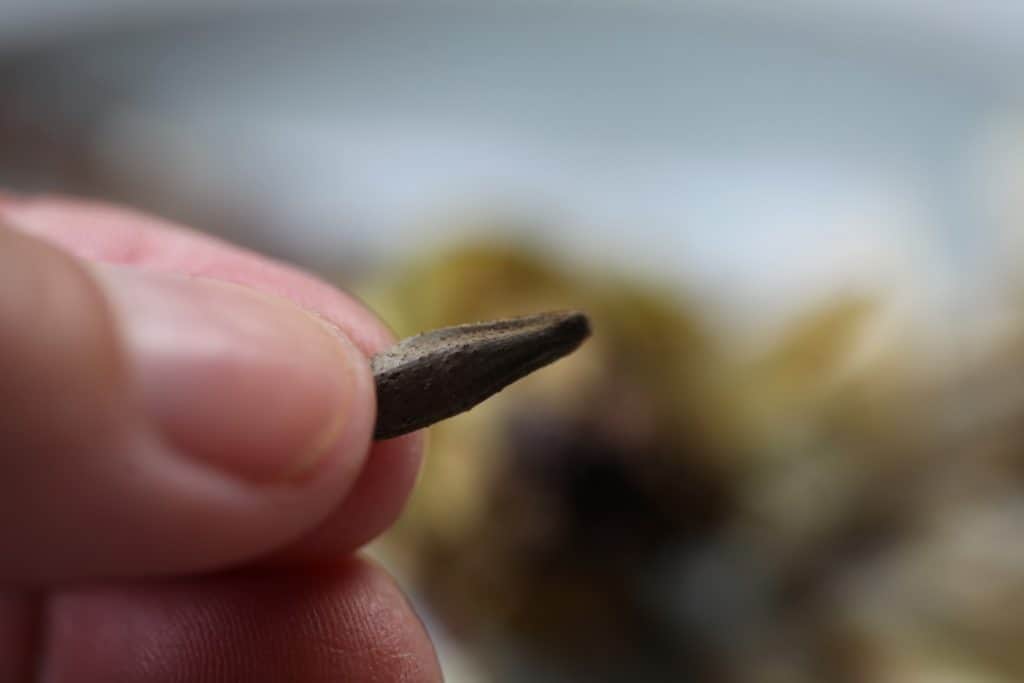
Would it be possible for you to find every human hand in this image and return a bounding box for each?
[0,195,439,682]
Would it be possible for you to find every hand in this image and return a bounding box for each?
[0,195,439,681]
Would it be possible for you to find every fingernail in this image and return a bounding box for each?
[92,264,373,482]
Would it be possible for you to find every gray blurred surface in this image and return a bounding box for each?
[1,3,1022,328]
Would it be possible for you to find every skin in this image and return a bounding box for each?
[0,194,441,682]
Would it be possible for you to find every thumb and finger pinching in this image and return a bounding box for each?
[0,220,379,583]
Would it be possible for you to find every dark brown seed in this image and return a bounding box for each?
[371,311,591,440]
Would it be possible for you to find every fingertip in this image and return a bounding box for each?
[0,232,383,581]
[0,195,417,581]
[43,558,443,683]
[271,430,427,562]
[91,263,378,486]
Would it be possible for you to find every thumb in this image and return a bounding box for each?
[0,222,376,583]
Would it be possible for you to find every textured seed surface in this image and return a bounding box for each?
[372,311,591,439]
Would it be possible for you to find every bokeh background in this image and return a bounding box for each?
[4,3,1024,681]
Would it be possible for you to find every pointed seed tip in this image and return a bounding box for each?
[549,309,591,342]
[372,309,592,440]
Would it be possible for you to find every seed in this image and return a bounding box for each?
[372,311,591,440]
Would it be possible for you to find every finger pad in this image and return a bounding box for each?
[277,432,426,560]
[42,559,440,683]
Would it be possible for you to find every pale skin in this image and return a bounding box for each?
[0,194,441,682]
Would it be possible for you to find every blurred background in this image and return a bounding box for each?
[4,2,1024,681]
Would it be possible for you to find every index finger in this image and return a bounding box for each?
[0,194,394,355]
